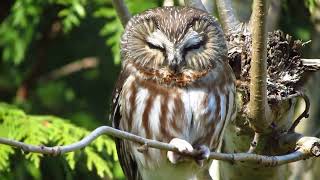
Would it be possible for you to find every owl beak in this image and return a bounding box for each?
[168,51,182,73]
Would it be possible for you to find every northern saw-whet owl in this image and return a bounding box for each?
[111,6,236,180]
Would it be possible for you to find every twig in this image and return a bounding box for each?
[267,91,306,101]
[288,93,310,132]
[39,57,99,82]
[247,132,261,153]
[301,59,320,68]
[1,126,320,166]
[111,0,131,27]
[302,40,312,47]
[184,0,207,12]
[0,126,178,155]
[210,151,308,166]
[215,0,241,34]
[268,91,310,133]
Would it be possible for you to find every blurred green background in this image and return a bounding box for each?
[0,0,319,179]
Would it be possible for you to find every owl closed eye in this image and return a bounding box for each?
[112,6,236,180]
[121,7,227,74]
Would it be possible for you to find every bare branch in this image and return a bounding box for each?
[39,57,99,82]
[1,126,320,166]
[248,0,270,132]
[202,0,214,14]
[289,93,310,132]
[0,126,176,155]
[247,132,261,153]
[301,59,320,68]
[184,0,207,12]
[111,0,131,27]
[211,151,307,166]
[215,0,241,34]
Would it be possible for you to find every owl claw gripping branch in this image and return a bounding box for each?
[167,138,194,164]
[111,6,236,180]
[167,138,210,167]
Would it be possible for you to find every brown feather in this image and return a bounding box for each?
[111,6,236,180]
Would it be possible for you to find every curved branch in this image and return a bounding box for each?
[1,126,320,166]
[184,0,207,12]
[268,92,310,133]
[215,0,241,34]
[289,93,310,132]
[111,0,131,27]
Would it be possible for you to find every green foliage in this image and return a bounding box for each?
[93,0,160,64]
[56,0,87,32]
[0,0,159,65]
[0,0,316,179]
[280,0,313,42]
[0,0,42,64]
[304,0,317,13]
[0,0,87,64]
[0,102,119,178]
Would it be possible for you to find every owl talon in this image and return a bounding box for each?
[167,138,193,164]
[194,145,210,167]
[196,145,210,160]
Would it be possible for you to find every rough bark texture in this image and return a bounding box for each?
[217,7,320,180]
[228,31,316,101]
[196,1,320,179]
[248,0,269,132]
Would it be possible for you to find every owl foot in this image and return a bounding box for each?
[194,145,210,167]
[167,138,193,164]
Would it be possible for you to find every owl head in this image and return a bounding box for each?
[120,6,227,77]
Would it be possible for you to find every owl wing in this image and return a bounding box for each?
[110,71,142,180]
